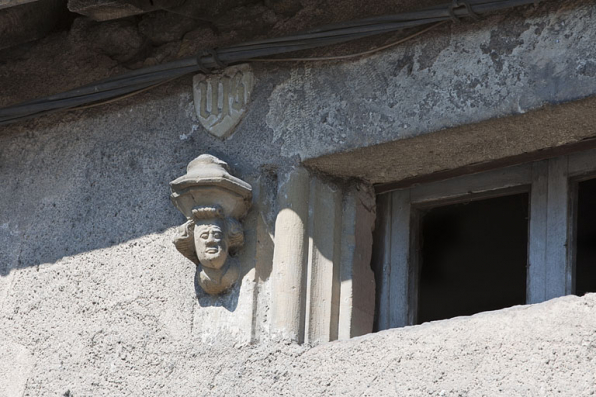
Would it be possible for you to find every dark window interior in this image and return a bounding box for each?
[416,193,529,324]
[575,178,596,296]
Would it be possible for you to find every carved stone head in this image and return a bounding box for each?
[170,155,252,295]
[193,209,230,270]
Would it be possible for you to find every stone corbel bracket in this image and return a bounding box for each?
[170,154,252,295]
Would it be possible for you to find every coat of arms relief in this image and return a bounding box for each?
[192,64,255,139]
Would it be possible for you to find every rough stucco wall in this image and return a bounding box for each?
[1,1,595,174]
[2,0,596,395]
[2,293,595,396]
[221,294,596,397]
[266,0,596,162]
[0,89,279,345]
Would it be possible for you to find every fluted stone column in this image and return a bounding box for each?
[271,169,376,344]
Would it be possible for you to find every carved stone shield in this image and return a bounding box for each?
[192,64,255,139]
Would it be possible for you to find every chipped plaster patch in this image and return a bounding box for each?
[180,124,198,140]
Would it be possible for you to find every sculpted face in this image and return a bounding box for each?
[194,219,229,270]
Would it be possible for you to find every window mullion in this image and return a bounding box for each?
[388,189,411,329]
[545,156,571,300]
[528,160,548,304]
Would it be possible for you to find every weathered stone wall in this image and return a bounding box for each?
[268,0,596,161]
[2,0,596,395]
[2,1,595,178]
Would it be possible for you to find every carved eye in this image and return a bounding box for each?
[200,232,209,239]
[213,232,222,239]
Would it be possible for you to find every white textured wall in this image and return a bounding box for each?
[2,292,595,396]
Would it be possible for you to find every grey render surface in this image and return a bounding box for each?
[1,0,596,395]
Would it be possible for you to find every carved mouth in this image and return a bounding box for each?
[206,248,219,254]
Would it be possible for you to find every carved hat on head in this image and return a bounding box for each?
[170,154,252,220]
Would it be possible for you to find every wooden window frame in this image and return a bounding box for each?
[374,149,596,331]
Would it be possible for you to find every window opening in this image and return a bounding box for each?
[574,177,596,296]
[415,193,529,324]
